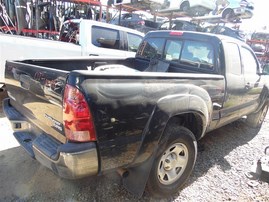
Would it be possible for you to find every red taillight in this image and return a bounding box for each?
[169,31,184,36]
[63,84,96,142]
[137,20,145,26]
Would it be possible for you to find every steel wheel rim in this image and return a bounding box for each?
[157,143,189,185]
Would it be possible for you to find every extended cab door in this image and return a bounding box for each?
[239,45,262,114]
[217,41,261,127]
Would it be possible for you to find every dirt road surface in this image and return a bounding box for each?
[0,91,268,201]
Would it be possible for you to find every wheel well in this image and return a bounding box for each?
[166,113,204,140]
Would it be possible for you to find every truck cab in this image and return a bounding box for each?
[59,19,144,57]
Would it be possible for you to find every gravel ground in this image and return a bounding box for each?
[0,91,269,201]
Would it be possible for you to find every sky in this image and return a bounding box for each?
[240,0,269,31]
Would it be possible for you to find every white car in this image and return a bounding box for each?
[148,0,216,16]
[212,0,254,21]
[0,20,145,88]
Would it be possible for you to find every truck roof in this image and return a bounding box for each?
[144,30,248,45]
[64,19,145,37]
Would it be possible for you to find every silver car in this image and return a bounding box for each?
[148,0,216,16]
[213,0,254,20]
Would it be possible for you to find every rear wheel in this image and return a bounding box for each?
[146,125,197,198]
[246,102,269,128]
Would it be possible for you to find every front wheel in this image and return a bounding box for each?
[246,102,269,128]
[146,125,197,198]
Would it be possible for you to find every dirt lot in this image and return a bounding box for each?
[0,91,269,201]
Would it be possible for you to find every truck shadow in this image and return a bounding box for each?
[0,146,143,201]
[0,118,265,201]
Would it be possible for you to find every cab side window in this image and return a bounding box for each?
[92,26,120,49]
[127,33,143,52]
[240,47,258,75]
[224,42,242,75]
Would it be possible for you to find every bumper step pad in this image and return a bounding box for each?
[13,132,35,158]
[33,134,61,161]
[2,98,24,120]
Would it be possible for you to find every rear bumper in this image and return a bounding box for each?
[3,98,99,179]
[33,140,99,179]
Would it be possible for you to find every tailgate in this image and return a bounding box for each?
[5,61,69,143]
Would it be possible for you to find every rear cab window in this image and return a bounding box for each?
[137,37,215,72]
[137,38,165,59]
[180,40,214,70]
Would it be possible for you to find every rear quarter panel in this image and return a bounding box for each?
[68,71,225,171]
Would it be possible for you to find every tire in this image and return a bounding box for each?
[146,125,197,198]
[246,102,269,128]
[222,8,235,21]
[180,1,190,12]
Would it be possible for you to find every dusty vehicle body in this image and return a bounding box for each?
[3,30,269,198]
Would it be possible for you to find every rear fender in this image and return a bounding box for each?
[122,91,212,197]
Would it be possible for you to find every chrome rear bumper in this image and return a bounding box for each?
[3,98,99,179]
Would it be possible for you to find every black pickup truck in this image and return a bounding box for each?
[3,31,269,198]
